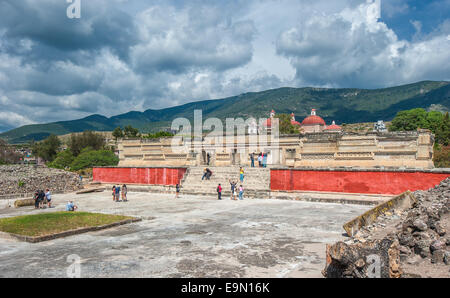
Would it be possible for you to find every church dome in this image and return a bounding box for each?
[301,109,326,126]
[324,121,341,131]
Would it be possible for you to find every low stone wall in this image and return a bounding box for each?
[0,165,82,199]
[343,191,417,236]
[271,168,450,195]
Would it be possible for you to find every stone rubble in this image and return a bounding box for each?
[344,177,450,276]
[0,165,83,197]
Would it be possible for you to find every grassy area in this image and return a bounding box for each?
[0,212,134,237]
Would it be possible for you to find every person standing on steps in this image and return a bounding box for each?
[258,153,262,167]
[239,167,244,183]
[250,152,255,168]
[207,153,211,165]
[217,184,222,200]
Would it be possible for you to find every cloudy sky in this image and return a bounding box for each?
[0,0,449,132]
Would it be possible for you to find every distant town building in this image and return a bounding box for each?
[374,120,387,132]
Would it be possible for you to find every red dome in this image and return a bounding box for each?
[291,120,301,126]
[301,115,326,126]
[325,121,341,130]
[325,124,341,130]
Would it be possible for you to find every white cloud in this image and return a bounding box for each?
[276,0,450,88]
[0,0,448,132]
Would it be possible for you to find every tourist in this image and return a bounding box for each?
[175,184,180,198]
[239,167,244,183]
[205,168,212,180]
[66,201,77,212]
[34,190,40,209]
[263,153,267,168]
[207,153,211,165]
[122,184,128,202]
[201,168,207,180]
[38,190,46,209]
[112,186,116,201]
[115,185,121,202]
[217,183,222,200]
[229,179,237,200]
[239,185,244,200]
[45,189,52,208]
[258,153,262,167]
[250,153,255,168]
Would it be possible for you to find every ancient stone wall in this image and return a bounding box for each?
[116,130,435,169]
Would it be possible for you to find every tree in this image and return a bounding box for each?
[275,114,302,134]
[32,135,61,162]
[390,108,449,145]
[112,127,124,140]
[0,139,21,164]
[47,150,75,169]
[69,131,106,156]
[70,148,119,171]
[123,125,140,138]
[389,108,430,132]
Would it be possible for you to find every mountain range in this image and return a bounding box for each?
[1,80,449,144]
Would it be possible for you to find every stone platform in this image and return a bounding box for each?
[0,191,371,278]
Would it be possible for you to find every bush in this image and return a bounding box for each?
[70,149,119,171]
[143,131,174,139]
[433,145,450,168]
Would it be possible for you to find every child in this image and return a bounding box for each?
[239,185,244,200]
[112,186,116,201]
[45,189,52,208]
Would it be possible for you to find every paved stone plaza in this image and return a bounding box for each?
[0,192,371,278]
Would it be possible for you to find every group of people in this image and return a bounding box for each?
[112,185,128,202]
[33,189,52,209]
[250,152,267,168]
[215,167,245,201]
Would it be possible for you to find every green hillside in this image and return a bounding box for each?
[1,81,449,144]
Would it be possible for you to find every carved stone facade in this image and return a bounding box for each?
[117,130,435,169]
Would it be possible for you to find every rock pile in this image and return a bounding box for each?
[324,178,450,278]
[0,165,83,196]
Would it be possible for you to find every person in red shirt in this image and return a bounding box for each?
[217,184,222,200]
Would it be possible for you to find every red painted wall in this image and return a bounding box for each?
[93,167,187,185]
[271,169,449,195]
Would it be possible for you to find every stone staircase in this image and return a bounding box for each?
[180,166,271,198]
